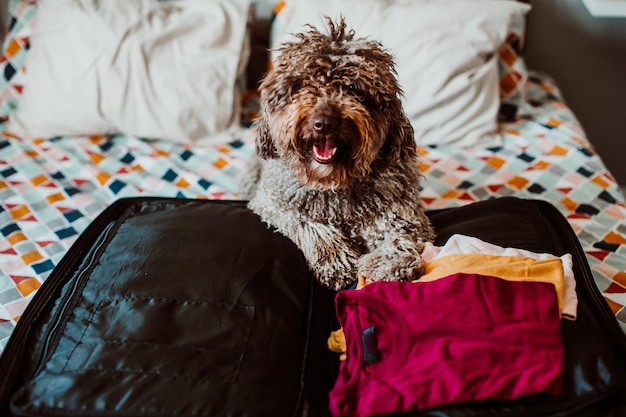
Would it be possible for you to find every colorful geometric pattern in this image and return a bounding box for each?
[1,1,625,356]
[497,15,528,105]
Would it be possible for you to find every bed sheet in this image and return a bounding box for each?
[1,2,626,354]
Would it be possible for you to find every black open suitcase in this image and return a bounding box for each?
[0,196,625,417]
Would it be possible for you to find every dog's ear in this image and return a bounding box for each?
[385,110,418,162]
[254,114,278,159]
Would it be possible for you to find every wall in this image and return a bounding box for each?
[523,0,626,186]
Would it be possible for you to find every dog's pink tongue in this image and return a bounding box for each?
[313,139,337,163]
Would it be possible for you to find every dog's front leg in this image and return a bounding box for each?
[357,218,431,284]
[285,221,361,290]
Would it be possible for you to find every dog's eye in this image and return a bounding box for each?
[347,84,369,103]
[347,84,364,100]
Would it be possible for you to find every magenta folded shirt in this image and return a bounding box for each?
[329,274,564,417]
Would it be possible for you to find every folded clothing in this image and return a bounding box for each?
[329,274,564,417]
[422,233,577,320]
[421,254,570,318]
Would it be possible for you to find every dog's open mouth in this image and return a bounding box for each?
[312,138,338,164]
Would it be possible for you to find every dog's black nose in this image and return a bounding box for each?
[312,116,339,134]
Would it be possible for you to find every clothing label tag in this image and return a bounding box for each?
[362,326,380,365]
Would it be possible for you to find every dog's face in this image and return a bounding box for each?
[256,17,417,189]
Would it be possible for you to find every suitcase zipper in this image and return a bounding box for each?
[30,221,116,376]
[0,200,130,407]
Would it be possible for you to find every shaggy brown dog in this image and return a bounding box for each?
[244,17,434,290]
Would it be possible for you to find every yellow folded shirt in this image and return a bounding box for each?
[418,254,565,317]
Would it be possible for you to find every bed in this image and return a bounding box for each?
[0,0,625,361]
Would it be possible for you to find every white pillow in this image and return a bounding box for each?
[8,0,251,144]
[271,0,531,147]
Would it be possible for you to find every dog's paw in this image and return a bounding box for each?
[291,222,360,290]
[311,249,360,290]
[357,250,425,284]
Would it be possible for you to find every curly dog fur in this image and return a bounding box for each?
[243,17,434,290]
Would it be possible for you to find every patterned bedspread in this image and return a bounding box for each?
[1,1,625,353]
